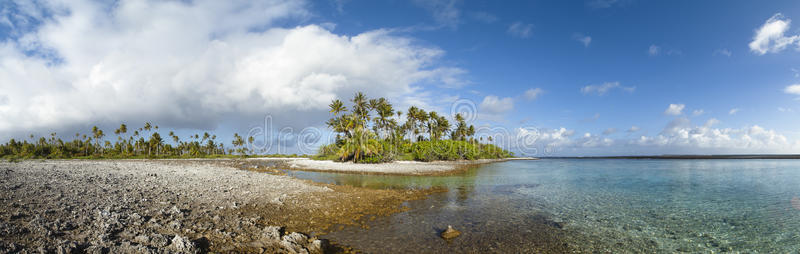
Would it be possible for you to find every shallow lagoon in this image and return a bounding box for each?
[289,159,800,252]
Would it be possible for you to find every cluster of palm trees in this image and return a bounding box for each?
[323,92,485,163]
[0,122,254,159]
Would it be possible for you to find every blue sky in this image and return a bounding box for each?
[1,0,800,156]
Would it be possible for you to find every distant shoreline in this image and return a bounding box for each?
[542,154,800,160]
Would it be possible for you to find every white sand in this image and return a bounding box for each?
[252,157,538,175]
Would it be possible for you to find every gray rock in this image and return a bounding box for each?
[281,232,310,254]
[169,235,197,254]
[262,226,282,241]
[169,206,182,216]
[149,233,169,248]
[307,239,324,254]
[134,234,150,244]
[441,225,461,239]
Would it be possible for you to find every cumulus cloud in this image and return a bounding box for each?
[0,0,466,140]
[664,104,685,115]
[692,109,705,116]
[507,22,533,38]
[634,118,792,153]
[523,88,543,100]
[511,127,612,156]
[479,95,514,114]
[508,120,795,156]
[729,108,740,115]
[785,84,800,95]
[573,33,592,47]
[602,128,617,135]
[749,13,800,55]
[581,81,635,95]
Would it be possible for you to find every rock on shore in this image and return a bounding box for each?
[0,160,329,253]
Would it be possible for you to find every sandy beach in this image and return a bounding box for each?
[274,157,538,175]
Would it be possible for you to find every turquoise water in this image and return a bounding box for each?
[288,159,800,253]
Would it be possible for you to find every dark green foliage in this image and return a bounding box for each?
[323,92,512,163]
[409,140,511,162]
[0,122,251,160]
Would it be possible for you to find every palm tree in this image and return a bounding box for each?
[415,109,429,141]
[351,92,369,125]
[406,106,419,141]
[115,124,128,155]
[431,115,450,140]
[337,128,381,163]
[232,133,245,156]
[91,126,104,155]
[467,125,476,141]
[149,132,163,156]
[329,99,347,116]
[451,113,467,141]
[373,98,394,139]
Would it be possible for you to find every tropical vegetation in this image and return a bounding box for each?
[1,92,512,162]
[318,92,512,163]
[0,122,266,160]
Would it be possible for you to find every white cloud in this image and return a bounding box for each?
[778,107,794,112]
[785,84,800,95]
[0,0,467,139]
[523,88,543,100]
[581,81,635,95]
[479,95,514,115]
[692,109,705,116]
[648,45,661,56]
[728,108,740,115]
[512,127,613,155]
[649,44,681,56]
[573,33,592,47]
[664,104,685,115]
[602,128,617,135]
[713,48,732,57]
[509,120,796,156]
[413,0,462,29]
[507,22,533,38]
[749,13,800,55]
[634,118,791,153]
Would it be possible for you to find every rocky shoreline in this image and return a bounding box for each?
[0,159,439,253]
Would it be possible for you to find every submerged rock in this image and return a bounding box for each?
[440,225,461,239]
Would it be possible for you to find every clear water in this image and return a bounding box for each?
[287,159,800,253]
